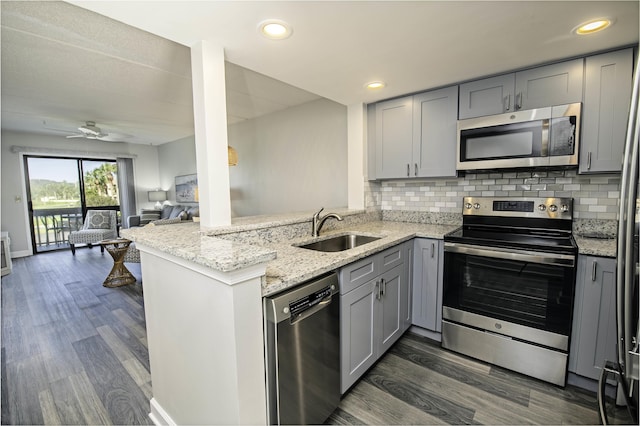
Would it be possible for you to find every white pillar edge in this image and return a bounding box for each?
[190,41,232,227]
[347,103,366,210]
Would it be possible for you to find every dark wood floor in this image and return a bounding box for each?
[1,249,633,425]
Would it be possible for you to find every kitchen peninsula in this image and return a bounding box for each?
[121,209,457,425]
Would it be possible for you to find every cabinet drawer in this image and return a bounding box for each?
[379,244,405,274]
[339,255,378,294]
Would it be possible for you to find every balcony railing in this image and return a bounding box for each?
[32,208,83,250]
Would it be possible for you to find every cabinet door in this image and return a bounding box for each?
[515,58,584,110]
[580,48,633,174]
[569,256,617,381]
[412,86,458,178]
[375,96,413,179]
[411,238,442,331]
[458,73,516,119]
[340,280,377,394]
[378,264,405,354]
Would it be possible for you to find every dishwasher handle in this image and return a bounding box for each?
[290,294,333,325]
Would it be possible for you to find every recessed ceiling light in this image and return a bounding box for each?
[258,19,292,40]
[365,81,386,90]
[574,18,612,35]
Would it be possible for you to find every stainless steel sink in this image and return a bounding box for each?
[296,234,381,252]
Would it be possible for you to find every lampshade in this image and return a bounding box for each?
[148,190,167,202]
[228,145,238,166]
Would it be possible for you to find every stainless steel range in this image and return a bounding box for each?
[442,196,578,386]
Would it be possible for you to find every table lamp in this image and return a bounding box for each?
[148,190,167,210]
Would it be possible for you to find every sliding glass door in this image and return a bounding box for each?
[24,156,120,253]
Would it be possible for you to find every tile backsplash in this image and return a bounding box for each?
[375,170,620,220]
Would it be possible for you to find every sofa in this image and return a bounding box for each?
[127,204,199,228]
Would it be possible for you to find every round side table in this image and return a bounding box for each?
[100,238,137,288]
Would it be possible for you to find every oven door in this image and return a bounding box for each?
[443,242,576,349]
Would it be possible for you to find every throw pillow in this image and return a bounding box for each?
[169,206,185,219]
[87,211,111,229]
[186,206,200,220]
[161,205,174,220]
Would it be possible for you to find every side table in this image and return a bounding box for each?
[100,238,136,287]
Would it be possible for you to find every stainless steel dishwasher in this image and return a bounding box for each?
[264,272,340,425]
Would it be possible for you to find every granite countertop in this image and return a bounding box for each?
[122,215,618,297]
[122,218,457,297]
[259,221,457,296]
[121,222,278,273]
[574,235,617,258]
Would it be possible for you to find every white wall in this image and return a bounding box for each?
[157,135,197,204]
[0,130,160,256]
[228,98,348,217]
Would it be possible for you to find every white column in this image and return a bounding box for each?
[190,41,231,226]
[347,103,365,209]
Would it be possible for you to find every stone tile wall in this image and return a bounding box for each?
[376,170,621,220]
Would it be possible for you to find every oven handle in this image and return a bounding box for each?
[444,242,575,267]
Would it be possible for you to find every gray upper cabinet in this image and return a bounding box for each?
[375,97,413,179]
[374,86,458,179]
[413,86,458,178]
[411,238,443,333]
[459,58,584,119]
[458,74,515,119]
[580,48,633,174]
[569,255,617,382]
[516,58,584,110]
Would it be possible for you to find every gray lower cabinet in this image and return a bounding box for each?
[579,48,634,174]
[339,242,410,393]
[459,58,584,119]
[411,238,443,332]
[374,86,458,179]
[569,255,617,382]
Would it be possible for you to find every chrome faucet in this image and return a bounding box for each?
[311,207,343,237]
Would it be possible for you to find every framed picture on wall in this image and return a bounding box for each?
[175,174,198,203]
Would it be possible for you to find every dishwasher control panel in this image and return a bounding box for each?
[289,285,332,317]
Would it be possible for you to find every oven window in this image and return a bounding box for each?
[443,252,575,335]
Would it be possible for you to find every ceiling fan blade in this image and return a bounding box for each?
[66,134,85,139]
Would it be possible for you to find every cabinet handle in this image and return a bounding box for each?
[592,261,597,281]
[414,163,418,176]
[375,280,381,300]
[406,164,410,177]
[504,93,511,111]
[431,242,435,258]
[380,278,386,297]
[587,152,592,170]
[515,92,522,110]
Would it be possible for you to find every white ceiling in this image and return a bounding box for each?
[2,1,639,146]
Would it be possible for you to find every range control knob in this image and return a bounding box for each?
[473,203,480,209]
[549,204,558,213]
[538,204,547,211]
[560,204,570,213]
[465,203,473,210]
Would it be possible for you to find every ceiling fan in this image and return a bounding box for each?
[42,119,131,142]
[66,121,110,140]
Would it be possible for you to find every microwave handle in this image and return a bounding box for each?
[540,118,550,157]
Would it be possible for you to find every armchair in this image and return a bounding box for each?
[68,210,118,255]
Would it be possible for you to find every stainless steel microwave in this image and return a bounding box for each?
[456,103,581,171]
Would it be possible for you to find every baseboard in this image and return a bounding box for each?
[149,398,176,426]
[409,325,442,342]
[11,250,31,258]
